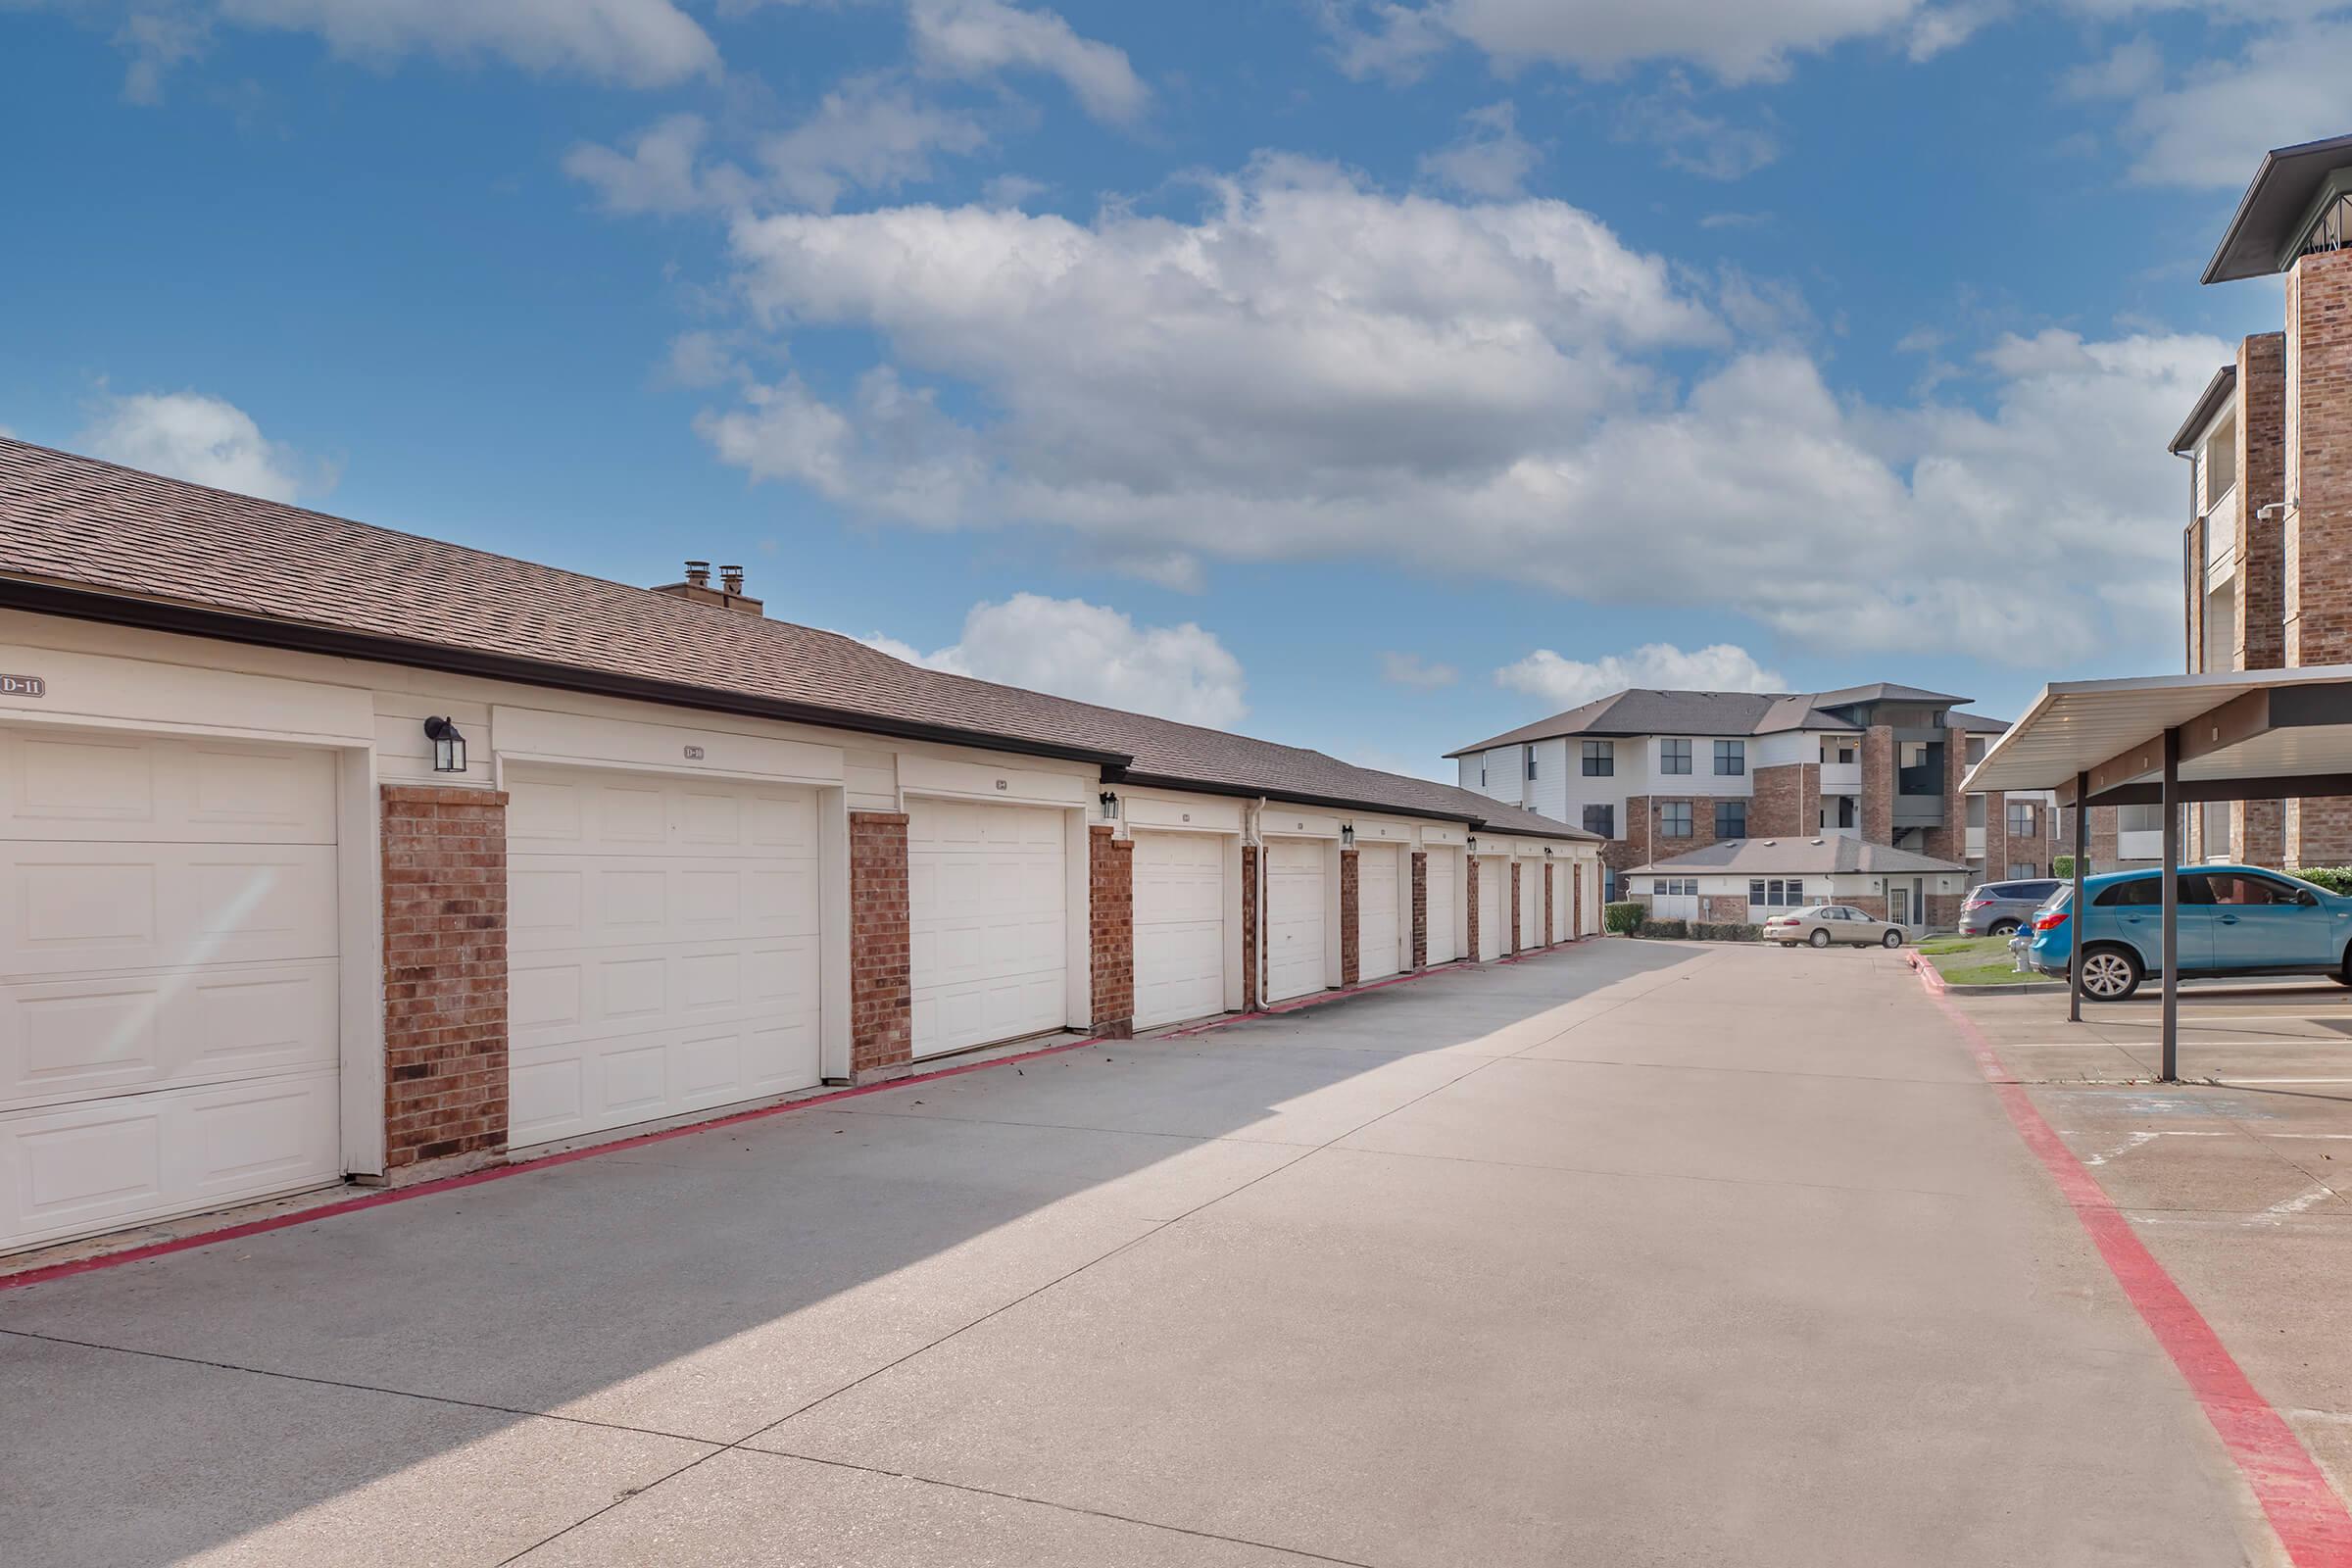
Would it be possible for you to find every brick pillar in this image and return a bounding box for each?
[1507,861,1522,956]
[1543,862,1554,945]
[1573,860,1584,936]
[2186,514,2207,673]
[2240,331,2288,672]
[2089,806,2120,872]
[1984,791,2007,881]
[849,811,912,1082]
[1921,727,1968,864]
[2283,250,2352,866]
[1240,844,1259,1011]
[1465,856,1481,961]
[1409,851,1428,969]
[1089,824,1134,1039]
[1338,847,1360,987]
[1860,726,1894,845]
[380,786,510,1178]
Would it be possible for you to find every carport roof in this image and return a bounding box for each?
[1627,838,1967,877]
[1963,665,2352,807]
[0,437,1595,840]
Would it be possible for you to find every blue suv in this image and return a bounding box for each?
[2022,864,2352,1001]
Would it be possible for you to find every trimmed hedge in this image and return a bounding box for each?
[1603,900,1644,935]
[1633,918,1760,943]
[2300,866,2352,897]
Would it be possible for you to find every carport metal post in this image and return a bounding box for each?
[2069,769,2087,1024]
[2160,726,2180,1084]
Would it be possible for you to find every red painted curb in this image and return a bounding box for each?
[1911,961,2352,1564]
[0,1030,1109,1294]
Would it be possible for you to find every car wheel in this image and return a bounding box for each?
[1882,928,1904,949]
[1988,918,2020,936]
[1808,928,1831,949]
[2078,945,2141,1002]
[2336,945,2352,987]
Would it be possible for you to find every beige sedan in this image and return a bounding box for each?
[1762,905,1908,949]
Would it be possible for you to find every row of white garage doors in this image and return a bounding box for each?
[0,730,1583,1254]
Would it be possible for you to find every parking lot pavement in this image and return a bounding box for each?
[2,941,2280,1566]
[1946,976,2352,1542]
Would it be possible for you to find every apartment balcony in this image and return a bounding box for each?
[1819,761,1861,791]
[2203,486,2238,593]
[1819,822,1859,841]
[2118,828,2163,863]
[1965,825,1984,858]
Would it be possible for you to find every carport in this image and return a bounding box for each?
[1964,664,2352,1081]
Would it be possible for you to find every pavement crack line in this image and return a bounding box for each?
[503,1051,1516,1566]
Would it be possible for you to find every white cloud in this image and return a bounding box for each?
[1325,0,1930,84]
[2100,19,2352,187]
[866,593,1247,726]
[1381,652,1459,689]
[1614,76,1781,181]
[691,155,2222,663]
[1496,643,1787,710]
[217,0,717,87]
[567,78,989,218]
[906,0,1148,122]
[78,390,320,503]
[1420,101,1541,198]
[2060,34,2162,101]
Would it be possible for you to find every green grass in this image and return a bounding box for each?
[1916,935,2045,988]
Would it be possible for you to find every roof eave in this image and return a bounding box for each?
[0,576,1137,770]
[2168,365,2238,455]
[2203,132,2352,284]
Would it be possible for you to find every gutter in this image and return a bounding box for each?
[0,577,1133,770]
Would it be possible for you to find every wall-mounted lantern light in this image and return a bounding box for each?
[1341,824,1355,848]
[1099,790,1120,821]
[422,715,467,774]
[1466,836,1479,856]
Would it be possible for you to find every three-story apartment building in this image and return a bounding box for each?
[2174,131,2352,869]
[1450,684,2127,927]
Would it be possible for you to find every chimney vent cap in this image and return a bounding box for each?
[683,561,711,587]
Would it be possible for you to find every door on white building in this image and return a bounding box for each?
[0,728,343,1254]
[507,765,824,1149]
[907,799,1068,1058]
[1132,830,1226,1029]
[1356,843,1403,982]
[1424,847,1461,965]
[1265,838,1330,1002]
[1476,858,1505,960]
[1516,862,1539,949]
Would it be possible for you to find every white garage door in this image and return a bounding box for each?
[1133,831,1226,1029]
[1265,838,1329,1003]
[1476,858,1505,961]
[1549,862,1567,942]
[1357,843,1402,983]
[1518,862,1540,950]
[0,728,341,1254]
[909,800,1067,1058]
[507,766,822,1149]
[1425,848,1460,965]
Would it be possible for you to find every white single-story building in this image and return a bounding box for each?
[0,436,1600,1258]
[1624,837,1971,928]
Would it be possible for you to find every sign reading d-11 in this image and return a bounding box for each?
[0,676,45,698]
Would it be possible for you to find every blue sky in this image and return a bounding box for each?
[0,0,2333,780]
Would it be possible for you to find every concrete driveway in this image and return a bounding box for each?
[1,941,2273,1565]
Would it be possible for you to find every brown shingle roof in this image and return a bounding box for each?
[0,437,1592,839]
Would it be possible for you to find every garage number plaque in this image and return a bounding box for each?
[0,675,46,698]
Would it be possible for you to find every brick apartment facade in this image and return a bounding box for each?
[2179,165,2352,869]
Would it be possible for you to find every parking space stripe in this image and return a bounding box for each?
[1911,957,2352,1565]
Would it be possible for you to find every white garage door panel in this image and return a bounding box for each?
[909,800,1067,1058]
[1425,850,1459,965]
[0,728,343,1255]
[1265,838,1328,1004]
[508,767,823,1149]
[1357,844,1401,983]
[0,1067,340,1251]
[1476,859,1504,961]
[1518,863,1539,949]
[1133,831,1225,1029]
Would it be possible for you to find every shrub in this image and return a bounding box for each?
[1637,918,1690,940]
[2052,855,2075,880]
[1690,921,1758,942]
[1603,900,1644,935]
[2299,866,2352,897]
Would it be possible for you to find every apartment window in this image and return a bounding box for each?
[1826,740,1856,765]
[1749,879,1766,906]
[1713,739,1744,776]
[1583,805,1615,838]
[1967,795,1985,829]
[1753,878,1807,908]
[1715,800,1745,839]
[1582,740,1614,777]
[1832,796,1856,828]
[1787,880,1804,907]
[1966,736,1988,766]
[2006,862,2040,880]
[1527,750,1538,781]
[2006,802,2034,838]
[1661,738,1691,775]
[1660,801,1692,837]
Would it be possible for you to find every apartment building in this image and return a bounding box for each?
[2175,130,2352,869]
[1450,684,2130,926]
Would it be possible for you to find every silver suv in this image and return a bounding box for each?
[1959,878,2064,937]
